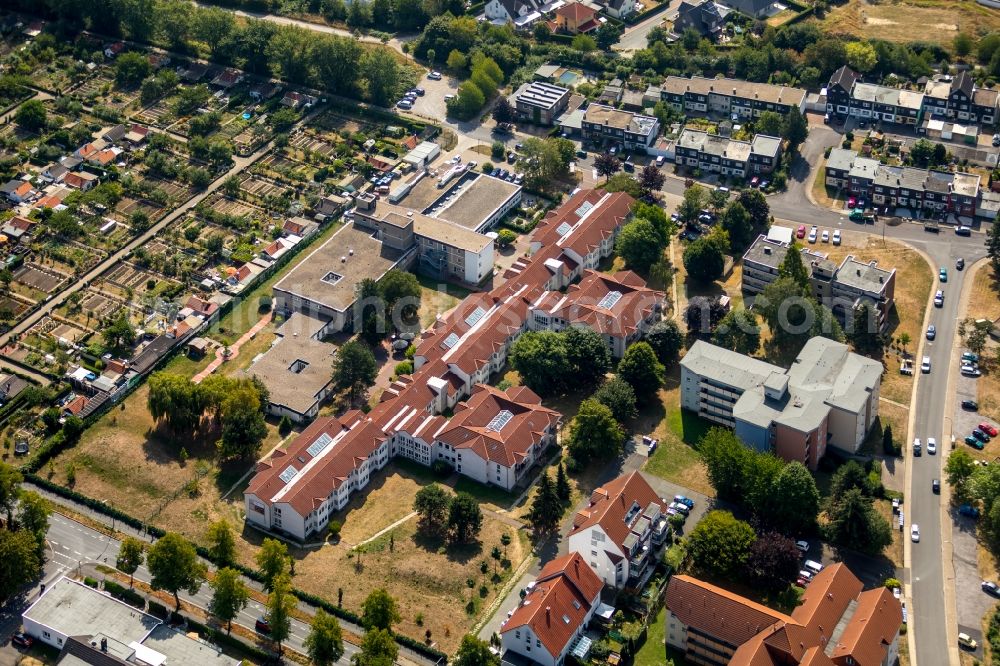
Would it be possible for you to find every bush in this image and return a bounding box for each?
[104,580,146,608]
[147,600,169,619]
[83,577,99,588]
[394,360,413,376]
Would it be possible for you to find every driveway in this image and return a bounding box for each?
[408,72,459,125]
[614,1,681,52]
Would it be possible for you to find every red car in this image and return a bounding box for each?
[12,633,33,649]
[847,196,856,208]
[980,423,999,438]
[796,224,806,238]
[794,577,809,588]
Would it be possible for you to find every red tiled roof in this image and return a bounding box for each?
[829,587,902,666]
[502,552,603,660]
[8,216,35,231]
[538,270,662,339]
[569,471,668,551]
[555,1,599,21]
[64,395,88,415]
[185,295,219,316]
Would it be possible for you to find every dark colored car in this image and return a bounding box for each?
[983,580,1000,596]
[967,435,985,449]
[11,633,33,648]
[974,429,991,443]
[932,479,941,493]
[963,400,980,411]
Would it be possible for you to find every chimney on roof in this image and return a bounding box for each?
[546,606,551,623]
[857,269,861,276]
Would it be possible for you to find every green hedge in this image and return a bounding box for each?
[184,616,280,664]
[103,580,146,608]
[624,0,672,25]
[147,600,169,619]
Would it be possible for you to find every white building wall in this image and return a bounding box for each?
[567,526,627,588]
[503,626,557,666]
[665,611,688,651]
[827,405,863,454]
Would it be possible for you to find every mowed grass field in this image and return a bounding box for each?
[816,0,1000,47]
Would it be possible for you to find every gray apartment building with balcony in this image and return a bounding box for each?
[581,103,660,153]
[511,81,571,126]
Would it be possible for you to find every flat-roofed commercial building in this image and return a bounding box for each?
[511,81,571,125]
[651,75,807,118]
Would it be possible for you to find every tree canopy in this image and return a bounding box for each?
[566,399,625,464]
[147,532,206,610]
[361,588,401,632]
[687,510,756,579]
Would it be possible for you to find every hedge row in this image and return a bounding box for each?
[184,616,281,665]
[103,579,146,609]
[27,473,449,662]
[624,0,673,26]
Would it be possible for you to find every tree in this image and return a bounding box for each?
[699,427,751,500]
[306,609,345,666]
[528,471,562,533]
[768,462,820,536]
[361,588,401,632]
[849,303,881,354]
[17,491,50,557]
[720,201,754,252]
[555,463,571,503]
[448,493,483,543]
[744,532,801,592]
[593,376,638,423]
[947,449,977,503]
[755,111,784,137]
[737,189,770,230]
[496,229,517,248]
[206,520,237,566]
[256,538,290,592]
[447,49,468,72]
[687,510,756,579]
[115,52,151,86]
[267,573,295,654]
[987,214,1000,275]
[564,326,612,387]
[638,164,665,194]
[825,487,892,555]
[414,483,451,536]
[492,97,515,125]
[519,137,573,191]
[571,33,598,51]
[379,270,422,321]
[0,529,40,603]
[882,423,895,455]
[712,308,761,356]
[15,99,47,131]
[333,340,378,405]
[353,628,398,666]
[602,173,643,198]
[617,218,664,273]
[683,236,726,283]
[684,296,727,335]
[103,314,137,352]
[846,41,878,72]
[829,460,879,500]
[147,532,206,610]
[509,331,572,397]
[954,33,974,58]
[594,152,621,182]
[210,567,249,634]
[677,185,707,223]
[617,342,664,401]
[117,536,145,588]
[0,462,23,526]
[909,138,936,168]
[361,49,402,106]
[782,107,808,149]
[708,188,729,214]
[454,634,500,666]
[219,383,268,460]
[645,320,683,366]
[778,243,811,291]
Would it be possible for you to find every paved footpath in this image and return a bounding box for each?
[192,313,271,383]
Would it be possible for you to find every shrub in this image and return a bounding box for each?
[394,360,413,376]
[83,577,98,588]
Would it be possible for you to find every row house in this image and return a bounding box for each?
[828,66,1000,128]
[674,129,782,178]
[652,76,806,118]
[581,104,660,153]
[825,149,982,217]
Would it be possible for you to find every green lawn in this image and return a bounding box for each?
[634,606,683,666]
[667,408,713,446]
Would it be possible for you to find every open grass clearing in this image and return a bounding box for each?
[816,0,1000,48]
[964,263,1000,422]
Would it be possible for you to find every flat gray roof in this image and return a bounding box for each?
[826,148,856,173]
[848,157,880,180]
[273,222,403,312]
[429,173,521,231]
[835,255,894,295]
[742,234,789,269]
[24,578,159,646]
[142,624,238,665]
[513,81,570,111]
[751,134,782,158]
[682,339,782,392]
[584,104,658,136]
[244,313,336,415]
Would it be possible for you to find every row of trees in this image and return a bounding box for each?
[948,450,1000,554]
[0,463,52,603]
[448,55,506,120]
[681,188,770,285]
[146,373,269,459]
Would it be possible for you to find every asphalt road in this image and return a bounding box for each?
[613,3,679,52]
[40,513,358,662]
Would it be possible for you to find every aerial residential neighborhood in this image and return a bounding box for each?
[0,0,998,665]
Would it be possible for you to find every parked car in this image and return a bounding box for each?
[983,581,1000,596]
[939,267,948,282]
[804,559,823,574]
[961,365,983,378]
[821,230,830,243]
[910,524,920,542]
[396,99,412,109]
[796,224,806,238]
[11,633,33,649]
[669,501,690,515]
[848,196,856,208]
[955,226,972,236]
[921,356,931,373]
[962,400,979,411]
[673,495,695,509]
[428,71,442,80]
[795,540,809,553]
[414,87,425,96]
[962,352,980,364]
[973,428,991,443]
[980,423,999,437]
[966,435,985,449]
[808,226,818,243]
[934,290,944,307]
[932,478,940,493]
[957,257,965,270]
[798,569,813,581]
[913,438,922,456]
[750,176,760,187]
[832,229,841,245]
[926,325,936,340]
[794,577,808,588]
[927,437,937,454]
[959,632,978,650]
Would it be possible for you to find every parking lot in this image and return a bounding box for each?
[405,70,459,122]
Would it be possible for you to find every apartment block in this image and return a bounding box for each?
[581,104,660,153]
[511,81,572,125]
[675,129,782,178]
[652,75,807,118]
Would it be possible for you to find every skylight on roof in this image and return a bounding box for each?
[465,306,487,327]
[575,201,594,218]
[562,614,571,624]
[443,332,460,349]
[556,221,573,237]
[306,432,334,458]
[486,409,514,432]
[572,600,581,610]
[598,290,623,309]
[279,465,299,484]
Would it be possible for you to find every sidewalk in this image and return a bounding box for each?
[192,313,271,384]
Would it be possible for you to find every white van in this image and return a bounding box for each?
[655,155,665,167]
[804,560,823,574]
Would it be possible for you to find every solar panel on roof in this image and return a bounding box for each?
[556,221,573,237]
[279,465,299,484]
[443,332,460,349]
[306,432,333,458]
[598,290,623,309]
[486,409,514,432]
[465,306,487,327]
